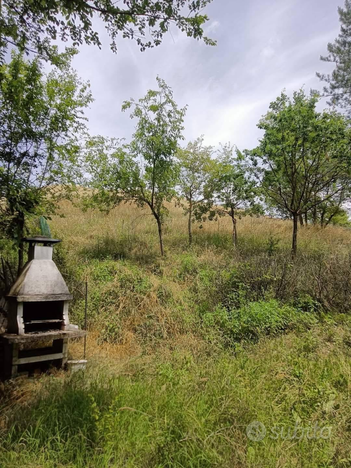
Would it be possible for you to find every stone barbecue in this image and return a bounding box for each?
[0,237,85,380]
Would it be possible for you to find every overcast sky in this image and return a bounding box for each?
[71,0,343,151]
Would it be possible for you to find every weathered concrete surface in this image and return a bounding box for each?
[32,245,53,261]
[8,260,70,300]
[1,329,86,343]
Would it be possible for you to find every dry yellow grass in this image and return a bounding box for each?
[51,199,351,257]
[46,198,351,354]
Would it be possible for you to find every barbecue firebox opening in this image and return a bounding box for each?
[23,301,64,333]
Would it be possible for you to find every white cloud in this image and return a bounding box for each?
[206,20,221,33]
[260,46,276,60]
[71,0,344,150]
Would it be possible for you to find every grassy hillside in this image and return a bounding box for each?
[1,202,351,467]
[52,201,351,347]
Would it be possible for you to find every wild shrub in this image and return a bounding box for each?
[178,252,199,279]
[202,299,317,346]
[266,234,280,256]
[209,251,351,315]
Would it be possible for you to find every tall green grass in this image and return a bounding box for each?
[1,325,351,467]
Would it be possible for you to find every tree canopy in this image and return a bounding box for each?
[318,0,351,115]
[209,144,261,247]
[177,137,213,245]
[252,90,351,257]
[86,77,186,256]
[0,51,92,271]
[1,0,215,61]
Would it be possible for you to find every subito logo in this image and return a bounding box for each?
[246,421,267,442]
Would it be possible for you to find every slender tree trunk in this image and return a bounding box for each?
[233,218,238,247]
[304,212,308,225]
[230,207,238,247]
[291,213,298,259]
[320,210,325,228]
[299,214,304,227]
[188,199,192,246]
[155,215,164,257]
[325,209,338,228]
[17,215,25,276]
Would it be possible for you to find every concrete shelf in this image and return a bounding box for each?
[0,329,86,344]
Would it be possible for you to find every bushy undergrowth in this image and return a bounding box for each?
[52,237,351,347]
[202,299,318,346]
[2,205,351,348]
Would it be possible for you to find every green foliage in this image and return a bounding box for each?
[176,137,214,245]
[203,299,317,345]
[252,89,351,256]
[315,200,351,227]
[294,294,322,314]
[86,78,186,256]
[266,234,280,256]
[1,0,215,61]
[330,209,351,227]
[178,252,199,279]
[0,51,92,269]
[318,0,351,115]
[69,258,157,343]
[208,144,262,246]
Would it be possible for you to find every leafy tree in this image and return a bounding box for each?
[86,78,186,256]
[209,144,261,247]
[317,1,351,115]
[329,208,351,227]
[308,185,351,227]
[0,0,215,61]
[177,137,213,245]
[0,51,92,273]
[252,90,351,258]
[317,201,350,227]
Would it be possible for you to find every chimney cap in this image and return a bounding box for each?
[23,236,61,246]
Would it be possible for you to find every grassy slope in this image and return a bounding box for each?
[1,202,351,467]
